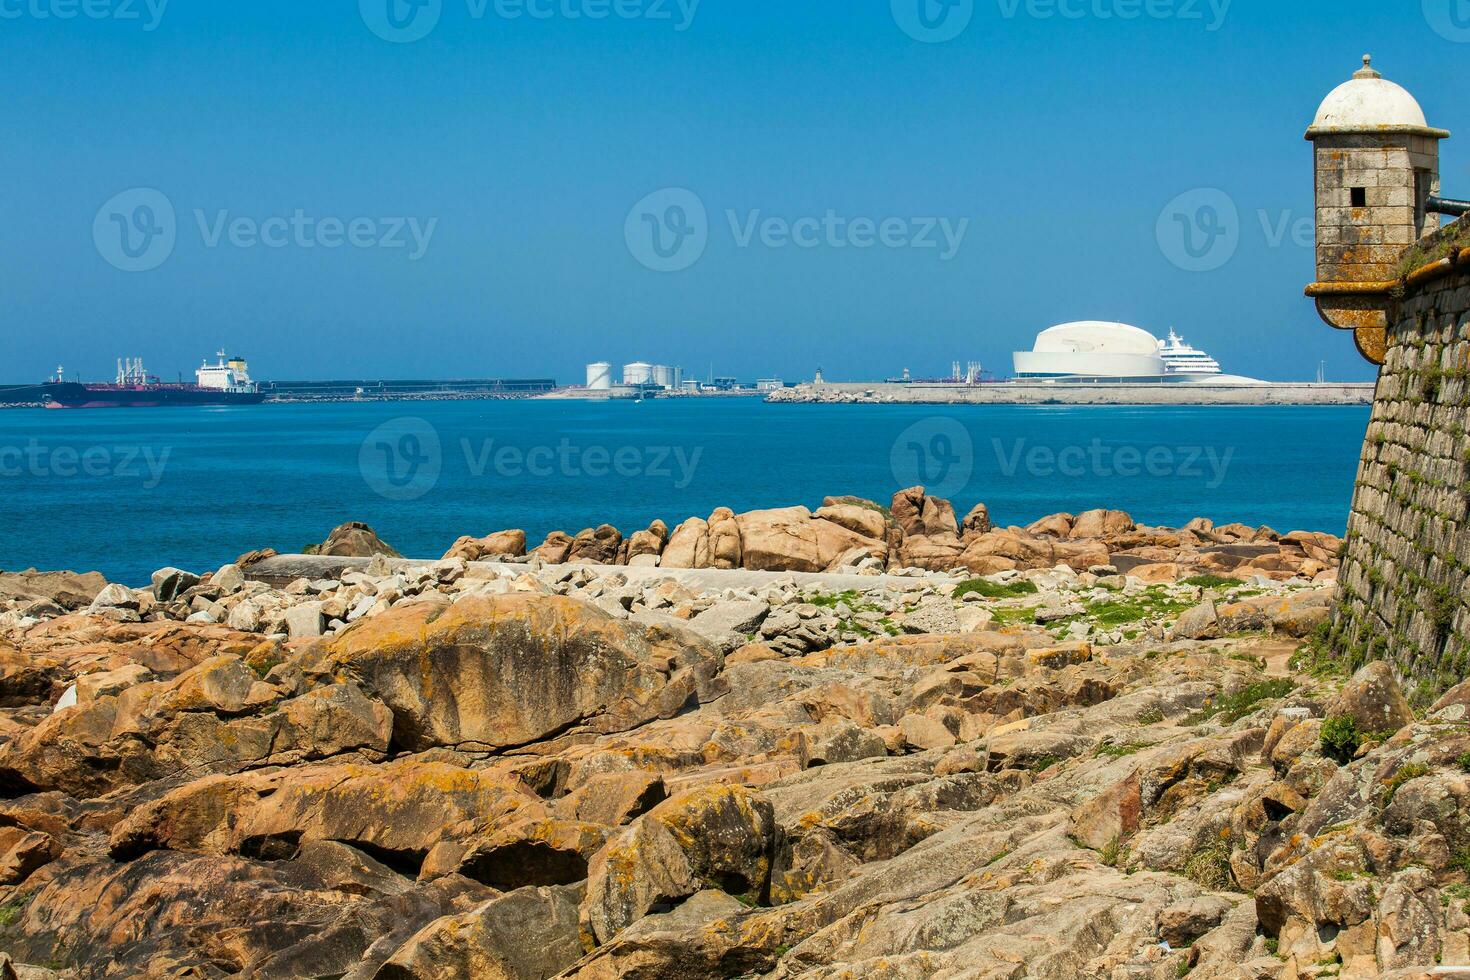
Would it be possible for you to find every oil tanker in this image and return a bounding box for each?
[1,354,265,409]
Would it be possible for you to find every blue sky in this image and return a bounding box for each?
[2,0,1465,384]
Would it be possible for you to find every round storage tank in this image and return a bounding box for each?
[586,362,612,390]
[623,362,653,386]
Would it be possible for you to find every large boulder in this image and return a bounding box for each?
[890,487,959,539]
[1069,509,1135,539]
[734,507,884,573]
[706,508,743,569]
[581,785,776,945]
[624,521,669,563]
[533,532,575,564]
[311,594,723,752]
[0,568,108,611]
[813,503,888,542]
[374,884,585,980]
[309,522,401,559]
[1325,662,1414,737]
[661,517,711,569]
[442,530,527,562]
[568,525,623,564]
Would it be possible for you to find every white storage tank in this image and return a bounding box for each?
[651,364,676,389]
[623,362,653,386]
[586,362,612,391]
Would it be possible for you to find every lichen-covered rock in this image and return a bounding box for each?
[373,884,585,980]
[581,785,776,944]
[311,594,722,752]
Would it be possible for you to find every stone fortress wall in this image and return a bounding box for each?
[1329,221,1470,695]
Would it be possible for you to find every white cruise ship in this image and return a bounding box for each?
[1157,329,1223,377]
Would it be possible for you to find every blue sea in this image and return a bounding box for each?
[0,400,1370,586]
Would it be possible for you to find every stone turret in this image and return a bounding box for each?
[1305,56,1449,363]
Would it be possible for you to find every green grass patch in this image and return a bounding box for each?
[1082,586,1194,630]
[1187,679,1296,726]
[1182,840,1235,890]
[1182,574,1237,589]
[1137,708,1166,726]
[953,578,1038,600]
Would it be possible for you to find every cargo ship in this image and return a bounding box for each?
[36,353,265,409]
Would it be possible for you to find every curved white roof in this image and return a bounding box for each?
[1307,56,1447,139]
[1030,321,1159,356]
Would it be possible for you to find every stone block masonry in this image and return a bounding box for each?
[1329,220,1470,697]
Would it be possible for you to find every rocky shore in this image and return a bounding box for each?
[0,493,1463,979]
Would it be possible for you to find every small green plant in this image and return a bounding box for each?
[1187,679,1297,726]
[1264,937,1279,957]
[1100,835,1122,868]
[953,578,1038,600]
[1183,840,1235,890]
[0,897,27,928]
[1137,708,1165,726]
[1455,752,1470,773]
[1380,761,1431,805]
[1321,715,1363,763]
[1097,741,1148,759]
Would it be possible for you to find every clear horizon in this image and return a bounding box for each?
[4,1,1467,385]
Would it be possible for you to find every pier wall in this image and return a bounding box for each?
[767,382,1375,406]
[1330,242,1470,696]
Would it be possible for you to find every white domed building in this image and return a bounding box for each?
[1012,321,1263,383]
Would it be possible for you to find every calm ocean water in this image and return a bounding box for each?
[0,400,1370,586]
